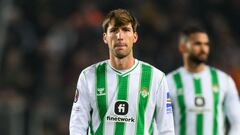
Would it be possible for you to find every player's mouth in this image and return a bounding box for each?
[198,52,208,58]
[114,43,127,49]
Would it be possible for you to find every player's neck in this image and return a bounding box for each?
[184,60,206,73]
[109,54,135,70]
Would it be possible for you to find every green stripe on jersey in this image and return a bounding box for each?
[196,114,204,135]
[136,64,153,135]
[210,68,220,135]
[173,72,186,135]
[148,108,156,135]
[194,78,202,94]
[95,63,107,135]
[193,78,203,135]
[114,75,129,135]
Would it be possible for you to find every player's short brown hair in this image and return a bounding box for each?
[102,9,139,32]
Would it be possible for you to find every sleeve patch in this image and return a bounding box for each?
[74,89,79,103]
[166,92,173,113]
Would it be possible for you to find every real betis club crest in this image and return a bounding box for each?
[213,85,219,92]
[140,88,149,98]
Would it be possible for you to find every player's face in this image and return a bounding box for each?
[103,21,138,59]
[186,32,209,64]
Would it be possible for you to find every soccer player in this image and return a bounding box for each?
[69,9,175,135]
[167,24,240,135]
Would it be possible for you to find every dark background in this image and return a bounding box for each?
[0,0,240,135]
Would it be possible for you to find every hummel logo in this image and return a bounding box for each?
[97,88,105,96]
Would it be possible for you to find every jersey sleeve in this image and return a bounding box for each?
[166,74,176,101]
[224,76,240,135]
[155,75,175,135]
[69,71,91,135]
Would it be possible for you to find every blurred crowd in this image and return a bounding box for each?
[0,0,240,135]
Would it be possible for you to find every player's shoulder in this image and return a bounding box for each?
[139,60,165,78]
[166,67,183,79]
[208,66,236,88]
[208,66,231,79]
[81,60,108,76]
[138,60,163,74]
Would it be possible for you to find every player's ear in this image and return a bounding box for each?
[133,32,138,43]
[179,43,187,54]
[103,33,108,44]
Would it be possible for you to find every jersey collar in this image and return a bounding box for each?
[107,59,139,76]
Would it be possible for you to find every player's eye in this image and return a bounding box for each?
[194,41,202,46]
[109,28,117,33]
[122,27,130,32]
[204,42,209,46]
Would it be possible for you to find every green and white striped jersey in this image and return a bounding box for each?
[167,66,240,135]
[70,59,175,135]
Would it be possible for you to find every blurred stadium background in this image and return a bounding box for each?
[0,0,240,135]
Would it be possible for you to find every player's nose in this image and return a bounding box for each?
[116,30,123,40]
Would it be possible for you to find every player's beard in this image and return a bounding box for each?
[188,52,208,65]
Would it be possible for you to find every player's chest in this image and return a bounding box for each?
[175,78,224,113]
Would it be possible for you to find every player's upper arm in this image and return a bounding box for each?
[69,71,92,135]
[224,75,240,135]
[166,73,176,99]
[155,75,175,135]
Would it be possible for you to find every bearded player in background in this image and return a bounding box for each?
[167,24,240,135]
